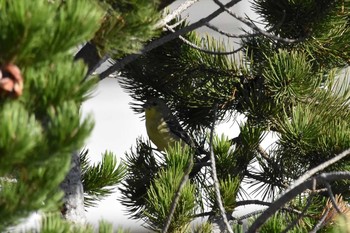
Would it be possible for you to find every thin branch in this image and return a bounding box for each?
[161,155,194,233]
[99,0,243,80]
[192,211,214,218]
[205,7,285,39]
[245,148,350,232]
[164,24,243,55]
[236,200,304,216]
[235,200,271,207]
[205,22,259,38]
[281,194,314,233]
[309,209,330,233]
[212,0,301,43]
[280,207,303,216]
[324,182,342,214]
[286,148,350,194]
[209,103,233,233]
[233,209,265,223]
[166,16,188,29]
[246,171,350,233]
[257,145,271,162]
[156,0,201,28]
[305,188,327,193]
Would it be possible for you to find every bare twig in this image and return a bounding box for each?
[246,171,350,233]
[164,24,243,55]
[156,0,201,28]
[245,148,350,232]
[212,0,300,43]
[99,0,243,80]
[205,23,258,38]
[305,188,327,193]
[324,182,342,214]
[257,145,271,162]
[166,16,188,29]
[309,209,330,233]
[208,103,233,233]
[236,199,304,216]
[286,148,350,194]
[236,199,271,207]
[161,154,194,233]
[192,211,215,218]
[281,194,314,233]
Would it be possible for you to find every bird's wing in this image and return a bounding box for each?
[165,114,195,148]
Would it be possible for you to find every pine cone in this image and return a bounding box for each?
[0,64,23,98]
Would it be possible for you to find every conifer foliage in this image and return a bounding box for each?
[0,0,102,231]
[115,0,350,232]
[0,0,163,232]
[3,0,350,232]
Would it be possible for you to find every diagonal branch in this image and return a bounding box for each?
[286,148,350,194]
[99,0,243,80]
[246,171,350,233]
[281,194,314,233]
[246,148,350,232]
[205,22,259,38]
[164,24,243,55]
[156,0,201,28]
[324,182,342,214]
[309,209,330,233]
[212,0,301,43]
[161,155,194,233]
[209,103,234,233]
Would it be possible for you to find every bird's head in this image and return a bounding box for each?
[143,98,171,118]
[143,98,167,110]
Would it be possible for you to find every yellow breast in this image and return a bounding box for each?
[145,108,181,151]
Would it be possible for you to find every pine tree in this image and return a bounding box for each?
[90,0,350,232]
[0,0,102,231]
[4,0,350,232]
[0,0,161,232]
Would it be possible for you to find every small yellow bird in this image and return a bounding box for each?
[143,98,194,152]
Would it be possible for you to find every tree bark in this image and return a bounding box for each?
[60,152,86,224]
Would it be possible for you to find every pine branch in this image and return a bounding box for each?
[156,0,200,28]
[208,104,233,233]
[212,0,301,43]
[99,0,243,80]
[246,148,350,232]
[285,148,350,194]
[81,151,126,207]
[205,22,259,38]
[309,208,330,233]
[324,182,342,214]
[164,24,243,55]
[280,194,314,233]
[161,155,193,233]
[246,171,350,233]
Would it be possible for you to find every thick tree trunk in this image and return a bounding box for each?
[60,152,86,224]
